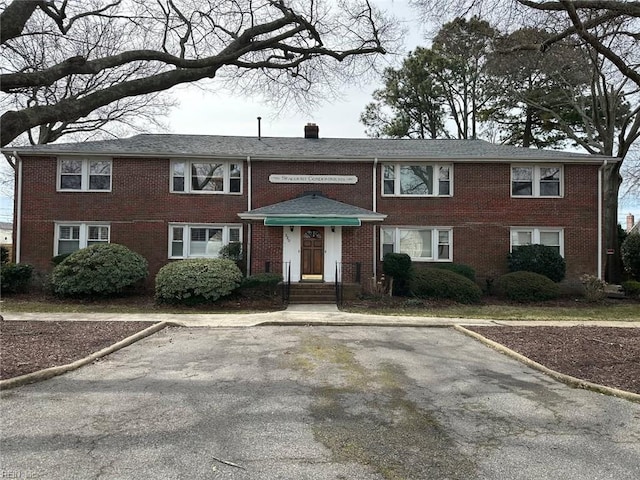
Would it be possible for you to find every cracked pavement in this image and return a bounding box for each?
[1,326,639,479]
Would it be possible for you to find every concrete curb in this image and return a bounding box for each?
[0,321,175,391]
[454,325,640,404]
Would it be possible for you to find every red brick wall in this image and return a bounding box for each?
[18,155,602,288]
[18,156,247,281]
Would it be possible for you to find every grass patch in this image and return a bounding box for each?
[344,301,640,322]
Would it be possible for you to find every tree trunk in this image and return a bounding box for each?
[603,161,623,283]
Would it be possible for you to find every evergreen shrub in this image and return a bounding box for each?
[430,263,476,281]
[409,268,482,304]
[382,252,413,295]
[1,245,9,265]
[508,244,566,282]
[238,273,282,298]
[50,244,148,297]
[496,271,560,302]
[621,234,640,280]
[155,258,242,304]
[0,263,34,293]
[622,280,640,299]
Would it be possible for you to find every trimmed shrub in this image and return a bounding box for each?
[622,280,640,299]
[409,268,482,304]
[0,263,34,293]
[508,244,566,282]
[155,258,242,304]
[621,233,640,280]
[496,271,560,302]
[383,252,413,296]
[238,273,282,298]
[51,253,71,266]
[1,245,9,265]
[50,244,148,297]
[430,263,476,281]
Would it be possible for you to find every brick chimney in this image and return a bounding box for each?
[627,213,635,232]
[304,123,319,139]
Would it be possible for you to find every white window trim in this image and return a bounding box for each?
[511,164,563,198]
[57,157,112,192]
[168,223,242,259]
[510,227,564,257]
[54,222,111,256]
[170,160,242,195]
[382,163,453,197]
[380,226,453,262]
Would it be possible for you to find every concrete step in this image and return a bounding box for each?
[288,283,336,304]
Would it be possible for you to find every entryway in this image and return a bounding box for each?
[301,227,324,281]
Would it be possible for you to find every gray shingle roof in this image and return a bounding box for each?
[4,133,616,163]
[240,194,385,219]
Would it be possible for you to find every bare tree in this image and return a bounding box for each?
[1,0,395,148]
[411,1,640,86]
[1,7,175,155]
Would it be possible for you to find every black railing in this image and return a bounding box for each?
[263,260,291,305]
[335,262,361,306]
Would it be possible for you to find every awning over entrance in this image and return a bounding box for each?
[238,193,386,225]
[264,216,361,226]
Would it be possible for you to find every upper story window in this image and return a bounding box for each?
[171,160,242,194]
[511,227,564,256]
[55,223,110,255]
[169,224,242,259]
[381,227,452,262]
[512,165,562,197]
[383,163,452,197]
[58,158,112,191]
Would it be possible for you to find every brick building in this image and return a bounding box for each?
[5,125,616,292]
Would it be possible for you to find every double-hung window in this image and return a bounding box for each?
[511,227,564,256]
[383,163,452,196]
[511,165,562,197]
[58,158,112,191]
[55,223,110,255]
[169,224,242,258]
[381,227,452,261]
[171,160,242,194]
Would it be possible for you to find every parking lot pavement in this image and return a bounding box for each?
[1,326,639,480]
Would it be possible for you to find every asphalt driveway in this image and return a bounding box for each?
[1,326,639,479]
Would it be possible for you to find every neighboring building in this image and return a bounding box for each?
[0,221,12,245]
[3,125,616,291]
[627,213,639,235]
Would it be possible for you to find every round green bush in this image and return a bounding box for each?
[622,280,640,299]
[430,263,476,281]
[508,244,566,282]
[50,244,148,297]
[496,271,560,302]
[621,233,640,280]
[155,258,242,304]
[0,263,34,293]
[409,268,482,304]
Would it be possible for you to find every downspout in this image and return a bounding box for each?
[598,159,607,280]
[13,151,23,263]
[246,156,252,276]
[373,158,378,279]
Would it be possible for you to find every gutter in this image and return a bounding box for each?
[13,151,22,263]
[373,157,378,280]
[598,159,607,279]
[246,156,252,276]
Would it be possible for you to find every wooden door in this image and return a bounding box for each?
[301,228,324,279]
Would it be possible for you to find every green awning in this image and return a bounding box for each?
[264,216,361,226]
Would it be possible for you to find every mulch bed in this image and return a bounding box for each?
[0,321,154,380]
[468,326,640,395]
